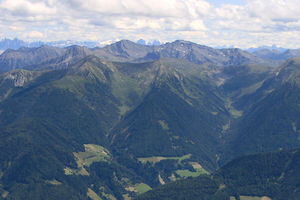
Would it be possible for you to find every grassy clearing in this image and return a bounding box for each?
[74,144,110,167]
[168,173,177,181]
[125,186,136,192]
[138,154,191,164]
[175,168,209,178]
[1,190,9,198]
[64,144,110,176]
[222,122,230,132]
[169,173,176,181]
[225,99,243,118]
[64,166,89,176]
[189,162,208,172]
[126,183,152,194]
[63,167,73,175]
[175,162,209,178]
[264,89,274,95]
[138,156,166,164]
[158,174,166,185]
[211,112,218,115]
[158,120,169,131]
[176,170,200,178]
[87,188,102,200]
[122,194,131,200]
[230,109,243,118]
[118,105,131,116]
[134,183,152,194]
[195,167,209,175]
[45,179,62,185]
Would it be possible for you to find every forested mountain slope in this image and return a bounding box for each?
[0,41,299,199]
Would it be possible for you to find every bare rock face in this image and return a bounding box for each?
[3,70,35,87]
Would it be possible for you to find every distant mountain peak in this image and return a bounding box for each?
[137,39,161,46]
[115,39,138,45]
[137,39,146,45]
[173,40,194,44]
[247,45,287,53]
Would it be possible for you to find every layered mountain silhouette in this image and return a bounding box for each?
[0,40,270,72]
[0,40,299,200]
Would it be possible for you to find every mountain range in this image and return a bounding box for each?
[0,40,299,200]
[0,40,273,72]
[0,38,162,52]
[0,38,100,50]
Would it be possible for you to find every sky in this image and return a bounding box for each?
[1,0,300,48]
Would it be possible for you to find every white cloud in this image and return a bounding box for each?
[1,0,300,48]
[190,20,207,31]
[247,0,300,21]
[64,0,188,17]
[0,0,56,16]
[99,40,114,46]
[23,31,44,39]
